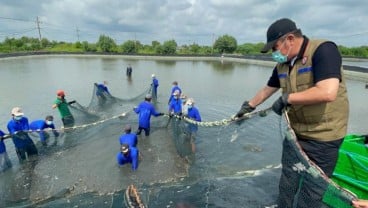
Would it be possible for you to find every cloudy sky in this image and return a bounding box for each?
[0,0,367,47]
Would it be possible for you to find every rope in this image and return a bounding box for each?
[2,110,132,140]
[124,184,146,208]
[162,108,271,207]
[164,106,272,127]
[3,106,269,140]
[62,109,131,131]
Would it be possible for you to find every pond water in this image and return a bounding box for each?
[0,55,367,207]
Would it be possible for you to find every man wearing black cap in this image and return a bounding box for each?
[235,18,349,207]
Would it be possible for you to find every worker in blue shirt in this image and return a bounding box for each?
[116,144,139,171]
[185,98,201,153]
[151,74,159,101]
[119,124,138,147]
[169,90,183,116]
[95,81,111,99]
[0,130,12,172]
[168,81,182,104]
[30,115,60,146]
[7,107,38,161]
[185,98,202,131]
[96,81,110,95]
[134,94,164,136]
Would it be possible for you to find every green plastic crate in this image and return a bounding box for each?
[332,134,368,199]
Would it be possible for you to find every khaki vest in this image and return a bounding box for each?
[277,40,349,141]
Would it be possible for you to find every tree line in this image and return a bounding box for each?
[0,34,367,58]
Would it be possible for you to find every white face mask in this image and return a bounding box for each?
[46,120,53,125]
[14,116,23,121]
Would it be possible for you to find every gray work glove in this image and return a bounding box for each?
[236,101,255,118]
[272,93,289,115]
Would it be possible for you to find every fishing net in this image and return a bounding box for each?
[0,83,174,207]
[138,111,357,208]
[0,83,361,208]
[277,114,356,208]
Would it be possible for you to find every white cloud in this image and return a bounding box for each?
[0,0,367,46]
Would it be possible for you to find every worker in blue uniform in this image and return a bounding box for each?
[95,81,111,99]
[30,115,60,146]
[7,107,38,161]
[96,81,110,95]
[116,144,139,171]
[119,124,138,147]
[0,130,12,172]
[134,94,164,136]
[168,81,182,104]
[185,98,202,132]
[169,90,183,116]
[151,74,159,101]
[185,98,201,153]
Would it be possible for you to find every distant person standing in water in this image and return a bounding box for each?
[151,74,159,101]
[52,90,75,128]
[126,64,133,77]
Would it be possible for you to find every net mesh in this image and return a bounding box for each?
[277,114,356,208]
[156,108,358,208]
[0,84,361,208]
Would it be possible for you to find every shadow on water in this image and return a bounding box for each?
[156,60,177,67]
[209,60,236,72]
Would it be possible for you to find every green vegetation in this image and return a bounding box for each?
[0,35,367,58]
[213,34,237,53]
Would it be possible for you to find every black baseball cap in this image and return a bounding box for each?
[261,18,299,53]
